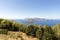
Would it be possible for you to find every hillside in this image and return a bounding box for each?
[0,18,60,40]
[0,31,38,40]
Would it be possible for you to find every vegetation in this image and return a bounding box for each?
[0,19,60,40]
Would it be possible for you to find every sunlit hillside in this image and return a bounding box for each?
[0,31,38,40]
[0,19,60,40]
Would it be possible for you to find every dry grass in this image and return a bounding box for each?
[0,31,39,40]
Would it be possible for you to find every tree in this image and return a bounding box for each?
[36,25,43,40]
[1,20,13,30]
[0,19,4,24]
[26,25,37,37]
[52,24,60,40]
[19,24,27,33]
[42,25,58,40]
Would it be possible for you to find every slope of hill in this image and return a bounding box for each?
[0,31,38,40]
[0,18,60,40]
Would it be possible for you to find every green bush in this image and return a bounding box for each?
[0,29,8,35]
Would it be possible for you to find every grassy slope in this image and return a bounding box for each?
[0,31,38,40]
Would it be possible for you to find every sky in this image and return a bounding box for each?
[0,0,60,19]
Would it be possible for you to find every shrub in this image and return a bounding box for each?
[0,29,8,35]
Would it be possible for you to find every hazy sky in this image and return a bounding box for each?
[0,0,60,19]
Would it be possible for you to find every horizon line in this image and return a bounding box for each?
[0,17,60,20]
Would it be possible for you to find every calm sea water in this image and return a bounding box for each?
[14,19,60,26]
